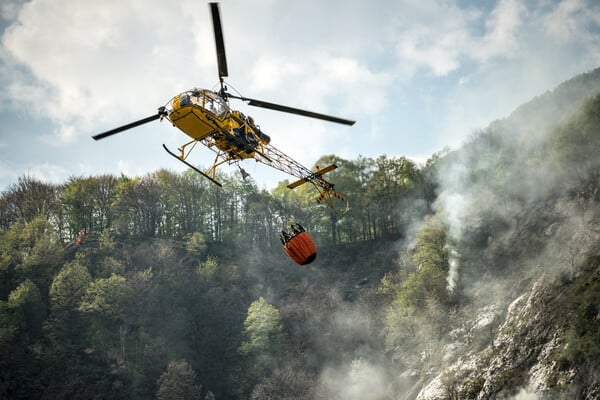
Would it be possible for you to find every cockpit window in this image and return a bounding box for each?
[175,90,227,117]
[188,91,203,107]
[203,91,227,116]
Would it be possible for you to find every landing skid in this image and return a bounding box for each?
[162,144,222,187]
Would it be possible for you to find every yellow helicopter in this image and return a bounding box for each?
[92,2,354,214]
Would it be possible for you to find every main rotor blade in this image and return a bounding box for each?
[92,113,162,140]
[229,95,356,126]
[210,2,228,79]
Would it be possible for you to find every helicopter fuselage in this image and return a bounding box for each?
[168,89,270,160]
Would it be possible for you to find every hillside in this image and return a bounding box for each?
[0,68,599,399]
[410,68,600,399]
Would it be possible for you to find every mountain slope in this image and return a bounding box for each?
[410,68,600,399]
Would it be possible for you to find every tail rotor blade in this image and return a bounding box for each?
[210,2,228,80]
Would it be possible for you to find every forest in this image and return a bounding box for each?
[1,68,600,399]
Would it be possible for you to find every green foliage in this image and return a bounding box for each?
[393,218,449,309]
[383,302,419,352]
[382,218,452,361]
[0,300,18,347]
[1,152,435,247]
[8,278,41,310]
[239,297,286,370]
[17,218,64,279]
[8,279,44,338]
[49,259,92,316]
[186,232,207,259]
[61,175,116,236]
[197,255,219,278]
[0,152,451,398]
[95,256,126,277]
[0,216,63,298]
[558,268,600,369]
[79,274,133,321]
[0,176,57,229]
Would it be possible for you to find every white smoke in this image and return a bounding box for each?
[319,359,391,400]
[434,162,471,294]
[510,388,540,400]
[446,246,460,293]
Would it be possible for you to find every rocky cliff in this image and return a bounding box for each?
[411,69,600,398]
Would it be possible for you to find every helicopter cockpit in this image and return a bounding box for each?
[178,89,228,117]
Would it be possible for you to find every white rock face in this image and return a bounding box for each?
[415,374,445,400]
[414,274,568,400]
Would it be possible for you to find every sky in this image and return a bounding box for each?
[1,0,599,191]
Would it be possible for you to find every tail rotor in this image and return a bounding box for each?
[315,186,349,214]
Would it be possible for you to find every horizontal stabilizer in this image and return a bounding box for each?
[287,178,307,189]
[287,164,337,189]
[314,164,337,175]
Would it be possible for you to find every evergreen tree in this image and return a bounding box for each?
[156,360,203,400]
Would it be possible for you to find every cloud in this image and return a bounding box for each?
[390,0,526,77]
[543,0,600,43]
[117,159,139,178]
[0,160,18,183]
[248,52,391,122]
[1,0,203,142]
[28,163,70,183]
[389,1,476,76]
[475,0,524,61]
[0,161,70,185]
[0,0,26,22]
[249,57,303,93]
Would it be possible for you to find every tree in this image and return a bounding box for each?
[312,155,363,244]
[15,216,64,291]
[135,173,163,237]
[420,150,447,214]
[366,155,420,238]
[549,94,600,191]
[49,259,92,319]
[8,278,44,342]
[46,258,93,372]
[79,274,133,321]
[0,300,18,348]
[158,169,209,236]
[400,218,450,308]
[110,174,166,237]
[156,360,203,400]
[186,232,207,260]
[239,297,286,371]
[250,366,317,400]
[330,156,374,243]
[0,216,63,300]
[61,175,116,238]
[383,218,451,361]
[78,274,135,377]
[0,176,58,229]
[242,186,280,251]
[111,175,141,236]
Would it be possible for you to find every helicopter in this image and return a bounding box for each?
[92,2,355,214]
